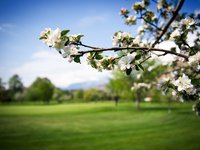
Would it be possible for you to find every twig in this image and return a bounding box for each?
[75,46,188,60]
[151,51,167,57]
[140,56,152,64]
[151,0,185,47]
[140,16,162,31]
[74,42,100,49]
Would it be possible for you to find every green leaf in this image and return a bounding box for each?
[74,56,81,63]
[196,22,200,27]
[64,37,70,46]
[191,79,200,86]
[126,68,132,75]
[77,35,84,41]
[135,65,140,71]
[39,37,46,40]
[135,54,141,60]
[138,64,144,71]
[95,54,103,60]
[170,47,176,52]
[61,30,70,36]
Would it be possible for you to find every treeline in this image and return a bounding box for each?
[0,60,174,105]
[0,75,113,104]
[0,75,54,104]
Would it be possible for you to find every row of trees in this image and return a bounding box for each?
[0,75,114,104]
[0,75,54,104]
[0,60,187,108]
[1,64,170,105]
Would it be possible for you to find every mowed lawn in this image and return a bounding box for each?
[0,102,200,150]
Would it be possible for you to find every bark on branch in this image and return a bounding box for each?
[75,46,188,60]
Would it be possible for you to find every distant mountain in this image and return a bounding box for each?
[63,79,109,90]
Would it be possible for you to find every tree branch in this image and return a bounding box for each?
[74,46,188,60]
[69,0,187,62]
[151,0,185,47]
[73,42,100,49]
[140,56,152,64]
[140,16,162,31]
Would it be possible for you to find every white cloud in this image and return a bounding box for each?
[11,49,111,88]
[153,40,177,63]
[78,15,109,27]
[153,28,200,63]
[0,23,15,33]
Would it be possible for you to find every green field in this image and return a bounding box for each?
[0,102,200,150]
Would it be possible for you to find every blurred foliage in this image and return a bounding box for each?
[107,59,174,106]
[24,77,54,104]
[83,88,110,102]
[8,74,24,93]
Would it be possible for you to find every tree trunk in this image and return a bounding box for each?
[135,99,140,110]
[135,91,140,110]
[168,99,171,113]
[114,95,119,107]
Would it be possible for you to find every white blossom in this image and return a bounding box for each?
[139,40,148,47]
[118,53,136,71]
[132,36,141,45]
[121,32,131,38]
[188,52,200,64]
[156,4,162,10]
[144,97,152,102]
[170,29,181,40]
[172,91,176,96]
[136,74,142,79]
[172,74,194,93]
[133,83,151,89]
[131,86,135,91]
[108,54,118,60]
[40,28,51,38]
[157,0,164,10]
[152,14,157,21]
[126,15,136,25]
[181,17,196,27]
[171,21,179,28]
[69,34,79,42]
[135,1,145,7]
[112,36,119,46]
[132,1,145,12]
[112,31,132,46]
[120,8,129,15]
[137,26,145,34]
[62,45,79,62]
[47,28,62,48]
[167,5,173,12]
[147,66,155,72]
[197,65,200,71]
[40,28,66,51]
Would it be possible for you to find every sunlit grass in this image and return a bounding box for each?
[0,102,200,150]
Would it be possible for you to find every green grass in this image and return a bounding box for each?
[0,102,200,150]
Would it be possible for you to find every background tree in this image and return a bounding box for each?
[25,77,54,104]
[52,88,66,103]
[107,69,134,106]
[8,74,24,101]
[73,89,84,100]
[107,59,172,110]
[0,78,12,103]
[8,74,24,93]
[83,88,108,102]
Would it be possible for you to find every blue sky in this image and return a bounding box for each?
[0,0,199,88]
